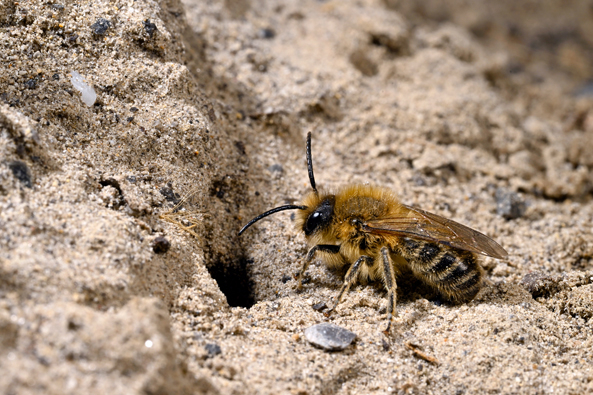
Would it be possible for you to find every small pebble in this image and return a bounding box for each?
[91,18,111,35]
[496,188,526,219]
[143,19,157,38]
[304,323,357,351]
[205,343,222,357]
[70,71,96,106]
[258,28,276,39]
[520,272,560,298]
[268,164,283,173]
[25,79,37,89]
[8,160,32,188]
[311,302,327,311]
[159,185,180,204]
[152,236,170,254]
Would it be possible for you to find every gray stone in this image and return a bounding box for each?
[496,188,526,219]
[304,323,357,351]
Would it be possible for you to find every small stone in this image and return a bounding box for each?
[24,79,37,89]
[520,272,561,298]
[495,188,526,219]
[280,274,291,283]
[304,323,357,351]
[8,160,32,188]
[152,236,170,254]
[143,19,157,38]
[258,28,276,39]
[91,18,111,35]
[311,302,327,311]
[70,71,96,106]
[159,185,180,204]
[205,343,222,357]
[268,164,283,173]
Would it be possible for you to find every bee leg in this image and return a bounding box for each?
[325,255,373,317]
[380,247,397,335]
[296,245,341,290]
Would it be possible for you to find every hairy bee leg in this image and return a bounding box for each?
[296,245,341,289]
[326,255,373,316]
[380,247,397,334]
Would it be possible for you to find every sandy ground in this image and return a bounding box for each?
[1,0,593,394]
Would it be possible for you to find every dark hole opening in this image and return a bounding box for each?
[207,257,255,308]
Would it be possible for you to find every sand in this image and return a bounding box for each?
[1,0,592,394]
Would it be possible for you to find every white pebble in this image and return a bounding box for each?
[70,71,96,106]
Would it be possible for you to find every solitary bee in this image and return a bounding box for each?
[239,133,507,333]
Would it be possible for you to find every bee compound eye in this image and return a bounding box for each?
[305,212,324,235]
[304,199,334,236]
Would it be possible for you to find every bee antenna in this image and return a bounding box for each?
[306,132,318,194]
[238,204,307,235]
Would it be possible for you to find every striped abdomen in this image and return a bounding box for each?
[398,237,483,302]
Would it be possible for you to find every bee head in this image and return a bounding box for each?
[239,132,323,236]
[299,194,335,236]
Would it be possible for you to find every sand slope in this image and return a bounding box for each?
[1,0,592,394]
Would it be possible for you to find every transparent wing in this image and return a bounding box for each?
[363,204,508,259]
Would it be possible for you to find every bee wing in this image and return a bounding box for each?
[363,204,508,259]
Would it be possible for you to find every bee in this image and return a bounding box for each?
[239,133,508,333]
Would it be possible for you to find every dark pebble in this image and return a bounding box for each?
[312,302,327,311]
[143,19,157,37]
[496,188,526,219]
[91,18,111,35]
[304,323,357,351]
[8,160,32,188]
[159,185,180,204]
[234,141,246,155]
[268,164,283,173]
[258,28,276,39]
[205,343,222,357]
[25,79,37,89]
[152,236,170,254]
[280,274,291,283]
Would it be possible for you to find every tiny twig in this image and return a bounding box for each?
[404,342,439,365]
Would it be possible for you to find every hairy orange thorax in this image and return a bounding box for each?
[296,185,404,258]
